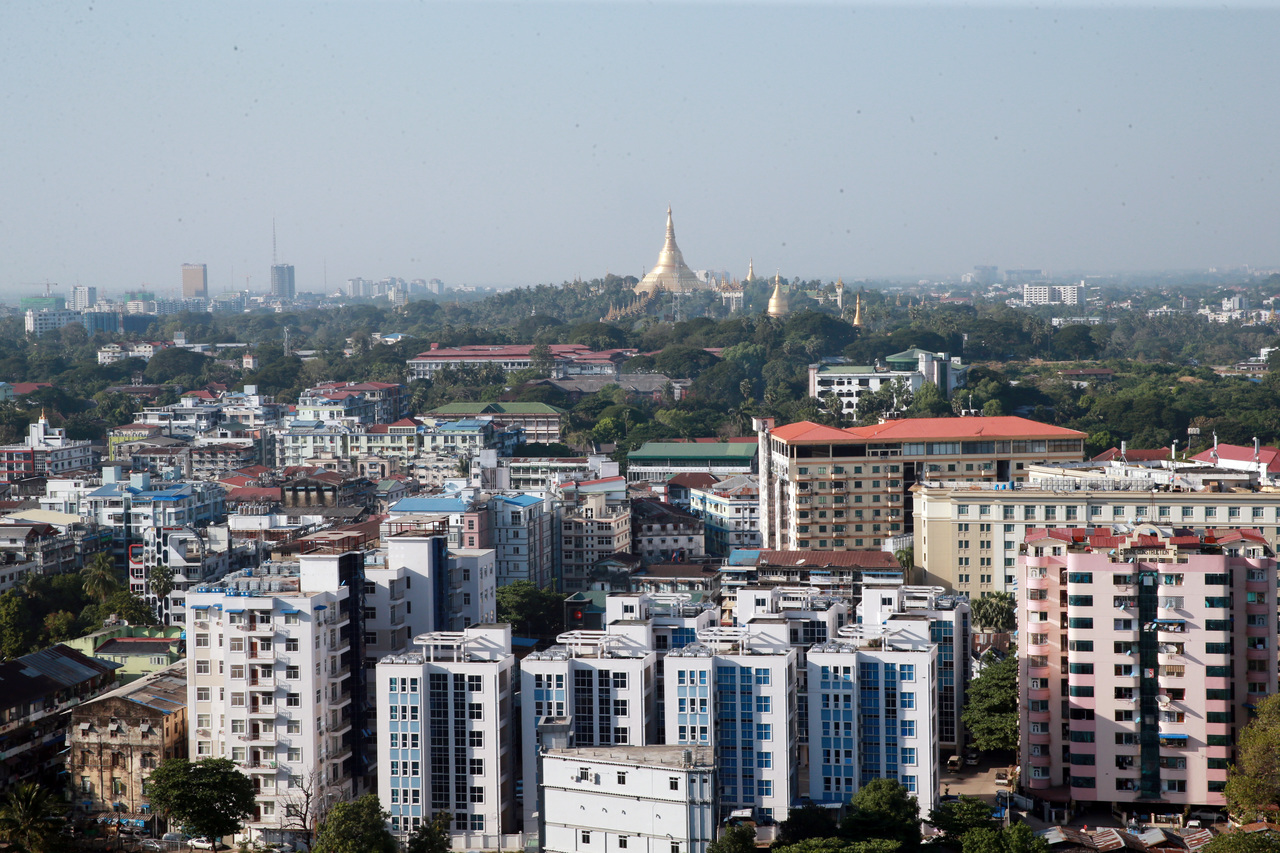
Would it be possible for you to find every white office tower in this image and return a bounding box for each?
[857,581,970,751]
[449,549,498,630]
[376,626,517,842]
[185,556,358,845]
[807,621,941,816]
[665,623,798,823]
[734,586,849,777]
[603,593,720,743]
[540,741,717,853]
[363,530,447,665]
[520,626,658,828]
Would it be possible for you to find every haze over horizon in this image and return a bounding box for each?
[3,2,1280,298]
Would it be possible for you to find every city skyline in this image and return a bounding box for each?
[4,3,1280,296]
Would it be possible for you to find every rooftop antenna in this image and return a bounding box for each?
[272,219,278,268]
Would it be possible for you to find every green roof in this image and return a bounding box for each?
[886,348,940,362]
[428,402,566,415]
[628,442,758,462]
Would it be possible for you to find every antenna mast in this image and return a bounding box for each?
[272,219,278,267]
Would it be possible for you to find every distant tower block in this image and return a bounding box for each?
[182,263,208,300]
[271,264,295,300]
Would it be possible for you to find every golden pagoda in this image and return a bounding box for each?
[633,208,706,297]
[852,292,863,327]
[766,274,790,318]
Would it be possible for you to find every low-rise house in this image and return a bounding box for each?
[65,663,187,820]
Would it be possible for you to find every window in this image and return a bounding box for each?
[617,772,627,785]
[196,660,210,674]
[285,612,299,624]
[619,839,629,850]
[582,832,592,845]
[286,638,300,651]
[196,688,211,702]
[195,633,209,648]
[900,692,915,709]
[287,693,300,707]
[669,777,679,791]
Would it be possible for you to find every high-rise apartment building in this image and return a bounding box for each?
[376,626,518,841]
[182,264,208,300]
[664,624,798,823]
[184,548,365,844]
[914,459,1280,597]
[520,625,657,826]
[71,285,98,311]
[539,744,717,853]
[857,582,969,751]
[271,264,296,300]
[1017,526,1276,820]
[807,621,941,815]
[756,416,1086,553]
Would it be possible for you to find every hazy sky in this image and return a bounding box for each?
[3,2,1280,297]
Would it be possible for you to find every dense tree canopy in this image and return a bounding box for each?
[496,581,565,638]
[963,652,1019,752]
[1225,694,1280,820]
[312,794,397,853]
[841,779,921,852]
[145,758,255,846]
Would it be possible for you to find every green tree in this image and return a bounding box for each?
[708,824,757,853]
[1203,831,1280,853]
[529,343,555,378]
[775,840,901,853]
[927,797,995,846]
[840,778,920,851]
[495,581,564,638]
[970,592,1016,632]
[776,803,840,846]
[145,758,255,848]
[405,813,451,853]
[963,652,1019,752]
[1225,693,1280,821]
[960,824,1048,853]
[0,781,64,853]
[143,348,210,384]
[81,551,120,604]
[312,794,396,853]
[0,592,39,659]
[148,563,174,603]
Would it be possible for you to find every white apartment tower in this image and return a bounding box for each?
[185,551,364,844]
[664,623,799,823]
[857,582,970,751]
[376,625,518,841]
[806,622,941,816]
[520,626,658,827]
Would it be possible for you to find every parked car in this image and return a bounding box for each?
[142,840,165,851]
[965,751,979,765]
[190,838,217,850]
[994,769,1010,787]
[947,754,962,772]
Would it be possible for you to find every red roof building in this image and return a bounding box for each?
[760,416,1086,553]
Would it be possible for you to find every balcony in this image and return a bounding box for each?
[242,760,279,773]
[1028,687,1051,702]
[248,704,278,718]
[1029,731,1051,745]
[1246,579,1270,594]
[1247,602,1271,616]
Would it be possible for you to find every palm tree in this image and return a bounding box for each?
[0,781,63,853]
[82,551,121,604]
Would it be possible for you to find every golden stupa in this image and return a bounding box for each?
[633,208,706,297]
[766,274,790,318]
[853,292,863,327]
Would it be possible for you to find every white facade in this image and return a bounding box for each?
[540,746,716,853]
[449,549,498,630]
[688,475,761,557]
[363,532,446,665]
[24,308,80,337]
[806,622,941,816]
[376,626,518,842]
[520,627,658,827]
[857,582,970,750]
[184,556,358,842]
[1023,283,1082,306]
[664,624,798,823]
[490,494,554,588]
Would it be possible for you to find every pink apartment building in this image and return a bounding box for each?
[1018,526,1276,820]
